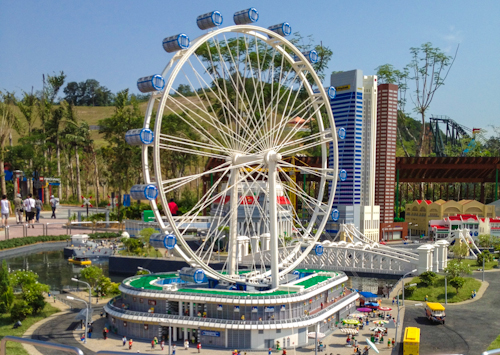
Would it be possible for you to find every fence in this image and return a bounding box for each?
[3,221,124,239]
[125,216,212,237]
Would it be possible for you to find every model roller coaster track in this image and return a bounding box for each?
[429,115,480,157]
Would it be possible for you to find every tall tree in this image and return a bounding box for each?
[376,43,457,157]
[62,102,85,202]
[0,91,22,195]
[99,89,143,200]
[408,43,457,156]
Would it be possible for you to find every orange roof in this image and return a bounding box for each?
[434,199,447,205]
[289,116,306,124]
[458,200,474,205]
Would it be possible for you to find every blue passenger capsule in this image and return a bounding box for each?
[162,33,190,53]
[197,11,223,30]
[130,184,158,201]
[339,169,347,182]
[327,86,336,99]
[233,8,259,25]
[268,22,292,37]
[125,128,154,146]
[338,127,346,140]
[294,50,319,64]
[137,75,165,93]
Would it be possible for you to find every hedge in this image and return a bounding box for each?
[0,232,121,251]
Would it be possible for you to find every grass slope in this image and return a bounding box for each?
[462,259,498,270]
[488,334,500,350]
[0,302,60,355]
[9,95,206,147]
[404,275,482,303]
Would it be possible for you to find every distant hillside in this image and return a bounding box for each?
[10,96,207,147]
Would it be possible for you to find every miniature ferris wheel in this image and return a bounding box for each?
[126,8,340,289]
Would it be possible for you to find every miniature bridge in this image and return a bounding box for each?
[241,242,420,276]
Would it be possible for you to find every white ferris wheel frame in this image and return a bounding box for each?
[140,24,339,287]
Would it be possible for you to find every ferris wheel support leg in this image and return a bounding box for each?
[227,170,239,276]
[267,151,282,289]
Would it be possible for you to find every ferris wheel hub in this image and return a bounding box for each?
[264,150,282,164]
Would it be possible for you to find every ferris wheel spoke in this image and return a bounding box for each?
[174,71,235,151]
[214,34,269,152]
[165,94,236,152]
[182,62,235,150]
[249,69,303,151]
[279,138,328,157]
[276,130,329,152]
[192,52,258,151]
[158,142,227,160]
[278,169,330,219]
[277,160,335,180]
[273,94,323,149]
[158,133,231,156]
[161,161,232,196]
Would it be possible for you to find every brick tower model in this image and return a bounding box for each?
[375,84,398,228]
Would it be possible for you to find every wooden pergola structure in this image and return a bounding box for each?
[395,157,500,213]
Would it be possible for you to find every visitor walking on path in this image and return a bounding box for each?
[184,340,189,350]
[1,195,12,227]
[122,336,127,346]
[49,195,57,218]
[35,196,42,222]
[24,194,35,228]
[129,339,133,350]
[13,194,23,224]
[172,344,176,355]
[197,342,201,353]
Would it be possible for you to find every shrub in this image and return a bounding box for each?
[444,260,472,279]
[10,301,32,321]
[449,276,466,294]
[109,282,120,295]
[0,232,120,251]
[419,271,437,287]
[404,284,417,297]
[476,250,494,266]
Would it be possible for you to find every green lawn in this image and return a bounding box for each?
[0,302,60,355]
[403,275,482,303]
[488,334,500,350]
[462,259,498,270]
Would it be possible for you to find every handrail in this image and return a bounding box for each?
[0,336,84,355]
[119,271,346,300]
[105,292,358,326]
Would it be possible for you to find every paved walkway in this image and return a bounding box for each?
[62,297,403,355]
[0,205,118,241]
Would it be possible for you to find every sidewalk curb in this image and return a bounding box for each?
[22,307,71,355]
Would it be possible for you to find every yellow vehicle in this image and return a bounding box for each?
[68,257,91,266]
[403,327,420,355]
[425,302,445,324]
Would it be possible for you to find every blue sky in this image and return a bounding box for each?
[1,0,499,133]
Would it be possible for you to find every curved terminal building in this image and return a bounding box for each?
[105,270,358,349]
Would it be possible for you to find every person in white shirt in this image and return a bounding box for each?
[24,193,36,228]
[1,195,13,227]
[49,195,58,219]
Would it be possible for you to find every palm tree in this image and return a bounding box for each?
[0,91,22,195]
[62,102,85,203]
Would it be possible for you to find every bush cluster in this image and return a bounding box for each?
[0,232,120,251]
